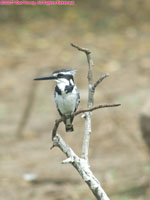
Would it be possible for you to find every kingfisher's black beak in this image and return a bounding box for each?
[34,74,56,81]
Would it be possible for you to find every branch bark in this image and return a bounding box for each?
[50,43,121,200]
[52,134,110,200]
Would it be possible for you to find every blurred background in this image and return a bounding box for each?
[0,0,150,199]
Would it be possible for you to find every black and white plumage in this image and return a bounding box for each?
[34,69,80,132]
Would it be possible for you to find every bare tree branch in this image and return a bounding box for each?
[87,52,94,107]
[70,43,91,54]
[75,104,121,116]
[49,43,121,200]
[51,134,110,200]
[71,43,95,160]
[51,103,121,139]
[93,73,109,91]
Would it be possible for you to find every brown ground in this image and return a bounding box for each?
[0,4,150,200]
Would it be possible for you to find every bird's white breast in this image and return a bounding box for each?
[55,86,78,115]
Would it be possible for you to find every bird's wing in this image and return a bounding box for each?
[54,88,63,116]
[74,86,80,112]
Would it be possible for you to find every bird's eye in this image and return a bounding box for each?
[57,74,63,78]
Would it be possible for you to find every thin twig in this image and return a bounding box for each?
[51,104,121,140]
[75,104,121,116]
[70,43,91,54]
[52,119,62,139]
[93,73,109,91]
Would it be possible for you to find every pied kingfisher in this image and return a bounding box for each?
[34,69,80,132]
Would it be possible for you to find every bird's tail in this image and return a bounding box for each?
[65,116,74,132]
